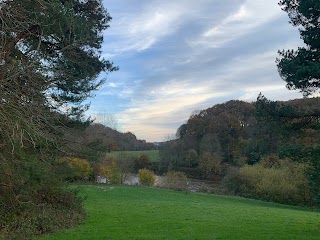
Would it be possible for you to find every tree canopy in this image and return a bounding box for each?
[277,0,320,96]
[0,1,117,238]
[1,0,117,116]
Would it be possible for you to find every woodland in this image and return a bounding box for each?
[0,0,320,239]
[159,97,320,205]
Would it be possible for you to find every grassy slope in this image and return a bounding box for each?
[106,150,159,162]
[39,185,320,240]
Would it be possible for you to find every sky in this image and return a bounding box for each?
[87,0,304,142]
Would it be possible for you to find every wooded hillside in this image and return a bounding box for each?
[159,97,320,205]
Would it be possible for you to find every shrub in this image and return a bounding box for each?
[115,154,134,183]
[105,160,122,184]
[94,158,122,184]
[138,168,156,186]
[0,187,85,240]
[239,158,311,205]
[134,154,151,172]
[94,161,109,178]
[185,149,198,167]
[259,154,281,168]
[222,166,243,194]
[160,171,189,191]
[198,152,222,179]
[62,157,93,180]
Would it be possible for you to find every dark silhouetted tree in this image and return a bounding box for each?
[277,0,320,96]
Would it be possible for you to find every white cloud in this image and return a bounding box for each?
[190,0,283,48]
[101,90,113,96]
[103,2,188,55]
[108,82,118,88]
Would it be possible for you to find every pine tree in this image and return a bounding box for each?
[277,0,320,96]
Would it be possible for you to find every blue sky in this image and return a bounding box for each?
[88,0,304,142]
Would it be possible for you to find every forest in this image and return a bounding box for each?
[159,96,320,205]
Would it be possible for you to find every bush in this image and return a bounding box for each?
[94,161,108,178]
[134,154,151,172]
[61,157,93,180]
[185,149,198,167]
[198,152,222,179]
[105,160,122,184]
[160,171,189,191]
[222,166,243,194]
[94,158,122,184]
[0,187,85,240]
[138,168,156,186]
[115,154,134,183]
[239,158,311,205]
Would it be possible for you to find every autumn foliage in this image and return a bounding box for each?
[62,157,93,180]
[138,169,156,186]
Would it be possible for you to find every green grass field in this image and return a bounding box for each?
[39,185,320,240]
[106,150,159,162]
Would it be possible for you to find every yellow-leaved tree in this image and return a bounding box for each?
[63,157,93,179]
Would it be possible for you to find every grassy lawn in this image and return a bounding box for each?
[38,185,320,240]
[106,150,159,162]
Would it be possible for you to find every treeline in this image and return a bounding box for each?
[56,123,157,186]
[84,124,155,152]
[159,96,320,205]
[63,123,155,163]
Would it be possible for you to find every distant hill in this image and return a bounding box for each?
[84,123,156,151]
[159,97,320,174]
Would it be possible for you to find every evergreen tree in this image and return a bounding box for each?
[0,0,117,237]
[277,0,320,96]
[276,0,320,204]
